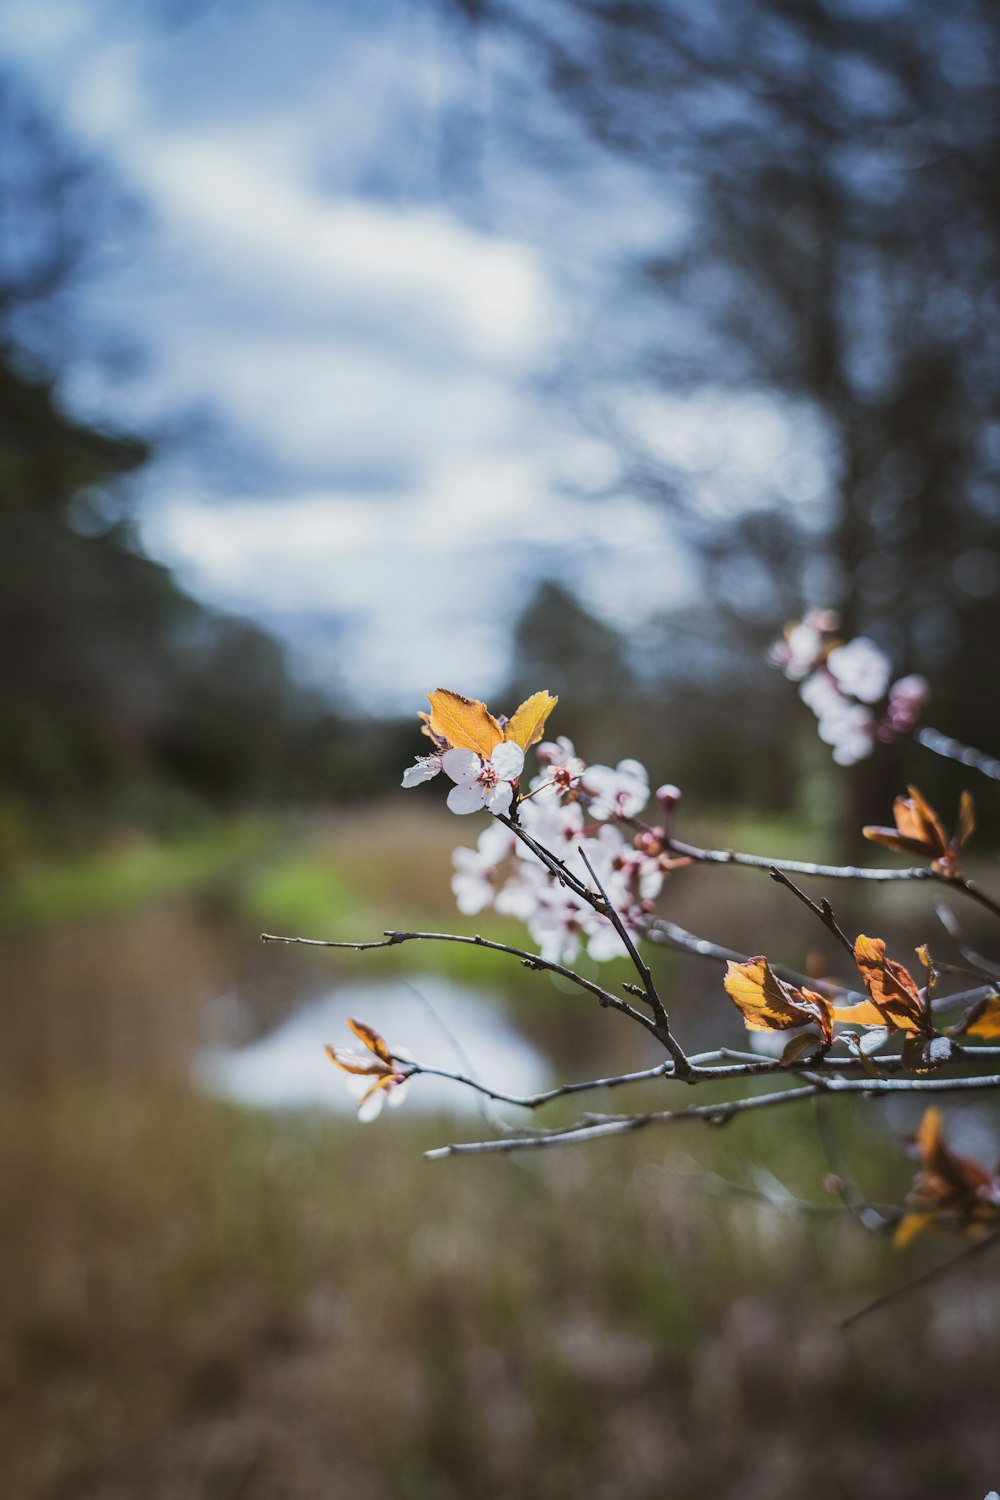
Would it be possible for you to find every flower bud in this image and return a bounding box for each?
[655,784,682,811]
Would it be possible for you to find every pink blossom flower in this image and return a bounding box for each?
[517,795,586,856]
[769,620,824,680]
[450,822,516,914]
[585,759,650,820]
[826,637,891,704]
[442,742,525,816]
[885,674,929,735]
[494,858,550,922]
[526,889,589,964]
[534,735,586,799]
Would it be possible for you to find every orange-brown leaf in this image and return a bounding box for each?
[418,710,448,750]
[862,826,936,858]
[955,790,976,850]
[895,1108,1000,1246]
[347,1017,393,1065]
[965,994,1000,1040]
[426,689,504,756]
[505,691,558,751]
[910,1106,996,1206]
[904,785,949,856]
[724,957,829,1035]
[853,934,925,1033]
[829,997,888,1028]
[325,1044,382,1077]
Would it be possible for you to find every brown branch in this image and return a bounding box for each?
[496,811,593,899]
[260,928,661,1036]
[841,1231,1000,1330]
[578,846,691,1075]
[663,835,1000,921]
[425,1080,824,1157]
[767,867,854,957]
[425,1071,1000,1160]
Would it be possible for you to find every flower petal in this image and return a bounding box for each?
[357,1083,387,1123]
[447,782,487,814]
[485,781,514,816]
[401,756,442,787]
[442,748,481,785]
[490,741,525,781]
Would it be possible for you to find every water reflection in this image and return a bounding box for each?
[196,975,550,1114]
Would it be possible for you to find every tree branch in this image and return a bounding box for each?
[917,726,1000,783]
[425,1071,1000,1159]
[767,867,855,956]
[663,834,1000,920]
[260,928,662,1036]
[578,846,691,1075]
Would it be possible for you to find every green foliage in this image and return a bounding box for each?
[0,820,266,931]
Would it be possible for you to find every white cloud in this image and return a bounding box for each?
[135,135,555,367]
[141,466,693,710]
[2,2,702,711]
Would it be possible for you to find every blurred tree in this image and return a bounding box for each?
[450,0,1000,811]
[0,73,379,832]
[502,579,638,763]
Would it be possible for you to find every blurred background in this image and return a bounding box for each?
[2,2,1000,1496]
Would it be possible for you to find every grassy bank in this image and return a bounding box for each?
[4,1072,999,1500]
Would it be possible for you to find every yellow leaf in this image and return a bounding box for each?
[724,957,829,1034]
[829,998,888,1028]
[956,789,976,850]
[893,1211,935,1250]
[426,689,504,757]
[966,994,1000,1040]
[505,690,558,751]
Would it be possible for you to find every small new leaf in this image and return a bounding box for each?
[893,1107,1000,1248]
[863,785,975,875]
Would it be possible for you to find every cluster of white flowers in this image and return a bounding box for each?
[770,611,928,765]
[448,741,675,965]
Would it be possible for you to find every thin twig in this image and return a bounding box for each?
[577,847,691,1075]
[663,835,1000,921]
[767,867,854,957]
[406,1058,673,1110]
[917,726,1000,783]
[935,902,1000,981]
[813,1095,892,1236]
[426,1072,1000,1160]
[496,812,592,900]
[841,1231,1000,1330]
[425,1080,823,1157]
[260,928,662,1036]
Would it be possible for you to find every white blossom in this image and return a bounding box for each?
[826,637,891,704]
[585,758,650,820]
[442,742,524,816]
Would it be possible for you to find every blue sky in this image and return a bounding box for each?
[0,0,822,709]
